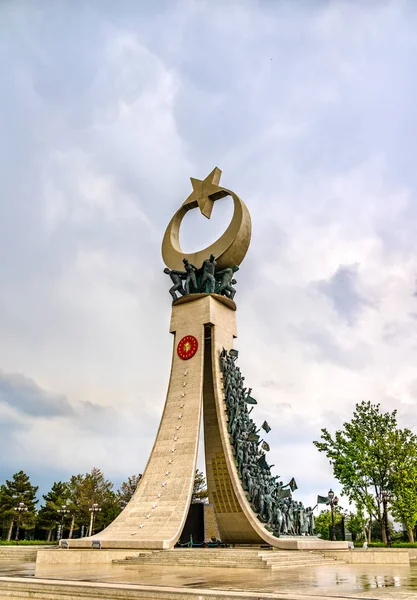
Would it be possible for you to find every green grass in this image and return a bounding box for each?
[0,540,57,545]
[353,541,417,548]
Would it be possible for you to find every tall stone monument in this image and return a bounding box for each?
[66,169,347,550]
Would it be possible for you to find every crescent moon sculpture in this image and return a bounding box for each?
[162,167,252,271]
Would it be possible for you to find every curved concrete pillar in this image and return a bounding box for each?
[66,293,347,550]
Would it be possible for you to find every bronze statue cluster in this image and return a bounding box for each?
[220,348,315,537]
[164,255,239,302]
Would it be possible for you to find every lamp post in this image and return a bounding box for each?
[328,489,339,542]
[381,490,392,548]
[88,503,101,536]
[14,502,28,542]
[57,503,71,540]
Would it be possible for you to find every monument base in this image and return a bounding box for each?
[271,537,348,550]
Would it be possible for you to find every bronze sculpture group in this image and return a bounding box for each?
[220,348,315,537]
[164,254,239,302]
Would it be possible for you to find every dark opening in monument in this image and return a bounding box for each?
[178,503,205,546]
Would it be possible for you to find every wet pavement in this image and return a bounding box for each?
[1,559,417,597]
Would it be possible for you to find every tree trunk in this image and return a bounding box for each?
[368,516,372,543]
[407,526,415,543]
[47,529,52,542]
[7,519,14,542]
[381,519,387,544]
[88,510,94,536]
[68,515,75,539]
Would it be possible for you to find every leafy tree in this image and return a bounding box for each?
[314,507,344,540]
[314,401,417,543]
[65,474,84,539]
[67,468,117,536]
[346,510,365,542]
[370,516,395,542]
[37,481,69,541]
[192,470,208,503]
[0,471,38,541]
[389,430,417,542]
[117,474,142,508]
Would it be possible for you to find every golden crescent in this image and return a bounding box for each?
[162,188,252,271]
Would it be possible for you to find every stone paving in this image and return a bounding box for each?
[0,559,417,598]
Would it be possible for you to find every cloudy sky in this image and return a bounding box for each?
[1,0,417,509]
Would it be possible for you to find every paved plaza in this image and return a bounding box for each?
[0,557,417,599]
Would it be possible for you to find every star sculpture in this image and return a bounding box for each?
[175,426,181,431]
[165,470,170,476]
[173,436,178,441]
[161,481,167,487]
[145,514,151,519]
[181,392,186,398]
[184,371,188,376]
[156,492,161,498]
[168,458,173,463]
[179,404,184,409]
[139,524,144,529]
[152,503,157,509]
[182,167,229,219]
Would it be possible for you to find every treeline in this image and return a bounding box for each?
[314,401,417,543]
[0,468,142,542]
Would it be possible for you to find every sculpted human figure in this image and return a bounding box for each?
[281,503,288,534]
[182,258,198,294]
[257,492,265,520]
[308,508,315,536]
[297,502,305,536]
[274,504,283,533]
[236,436,245,473]
[220,348,227,374]
[287,501,295,535]
[247,468,255,498]
[163,268,186,301]
[200,254,217,293]
[215,265,239,299]
[226,388,236,410]
[241,463,249,490]
[264,492,273,524]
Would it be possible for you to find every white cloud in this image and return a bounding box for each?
[1,0,417,511]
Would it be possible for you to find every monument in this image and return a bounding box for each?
[65,168,347,550]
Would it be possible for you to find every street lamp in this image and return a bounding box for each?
[57,503,71,540]
[380,490,392,548]
[328,489,339,542]
[88,503,101,536]
[14,502,28,542]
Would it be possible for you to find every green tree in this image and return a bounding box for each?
[117,474,142,508]
[314,507,344,540]
[192,470,208,503]
[389,429,417,542]
[65,474,84,539]
[346,511,365,542]
[70,468,117,536]
[0,471,38,541]
[37,481,69,541]
[314,401,417,543]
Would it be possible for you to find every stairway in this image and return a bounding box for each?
[0,546,54,562]
[114,548,341,570]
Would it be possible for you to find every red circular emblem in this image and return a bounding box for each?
[177,335,198,360]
